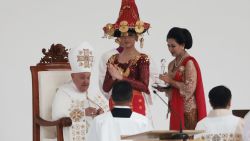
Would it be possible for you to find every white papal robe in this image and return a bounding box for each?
[86,106,153,141]
[243,111,250,141]
[52,81,109,141]
[195,109,244,141]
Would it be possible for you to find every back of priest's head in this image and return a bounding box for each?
[209,85,232,109]
[111,81,132,105]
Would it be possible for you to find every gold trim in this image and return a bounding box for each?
[119,21,129,33]
[135,21,145,33]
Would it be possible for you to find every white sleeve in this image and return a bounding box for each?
[52,89,71,120]
[86,117,120,141]
[86,119,99,141]
[148,55,159,80]
[146,118,153,131]
[194,121,205,139]
[243,112,250,141]
[99,119,121,141]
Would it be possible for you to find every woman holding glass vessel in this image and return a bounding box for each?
[158,27,207,130]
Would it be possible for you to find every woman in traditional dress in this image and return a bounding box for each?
[159,27,207,130]
[102,0,151,116]
[103,30,150,115]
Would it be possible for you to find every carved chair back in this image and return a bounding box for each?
[31,44,71,141]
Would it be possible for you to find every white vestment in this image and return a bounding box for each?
[52,81,109,141]
[86,106,153,141]
[243,111,250,141]
[195,109,244,141]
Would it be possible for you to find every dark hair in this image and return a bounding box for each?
[114,29,137,37]
[209,85,232,109]
[166,27,193,49]
[111,81,132,102]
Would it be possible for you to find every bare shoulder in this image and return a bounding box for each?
[168,59,175,69]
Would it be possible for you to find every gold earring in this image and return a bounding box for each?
[140,37,144,48]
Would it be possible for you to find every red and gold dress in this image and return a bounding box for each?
[167,56,207,130]
[103,53,150,115]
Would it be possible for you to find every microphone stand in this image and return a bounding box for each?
[153,90,189,141]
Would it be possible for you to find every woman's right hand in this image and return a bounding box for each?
[159,73,172,84]
[107,63,123,80]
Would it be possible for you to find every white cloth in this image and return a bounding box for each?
[243,111,250,141]
[69,42,94,73]
[52,81,109,141]
[86,106,153,141]
[195,109,244,141]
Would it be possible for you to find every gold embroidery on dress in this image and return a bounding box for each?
[179,61,197,113]
[179,65,185,72]
[108,54,142,77]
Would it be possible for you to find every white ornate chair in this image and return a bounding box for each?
[30,44,72,141]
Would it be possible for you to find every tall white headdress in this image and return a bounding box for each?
[69,42,94,73]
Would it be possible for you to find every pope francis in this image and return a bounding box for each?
[52,42,109,141]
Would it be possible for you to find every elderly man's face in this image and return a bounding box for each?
[71,72,91,92]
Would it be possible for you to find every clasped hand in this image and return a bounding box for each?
[107,63,123,80]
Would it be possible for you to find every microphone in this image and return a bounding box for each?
[153,90,189,141]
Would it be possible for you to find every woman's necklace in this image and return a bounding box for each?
[174,52,186,68]
[117,54,140,77]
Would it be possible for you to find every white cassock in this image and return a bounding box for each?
[195,109,244,141]
[243,111,250,141]
[52,81,109,141]
[86,106,153,141]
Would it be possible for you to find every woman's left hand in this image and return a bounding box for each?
[107,64,123,80]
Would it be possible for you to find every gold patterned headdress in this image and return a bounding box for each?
[103,0,150,47]
[69,42,94,73]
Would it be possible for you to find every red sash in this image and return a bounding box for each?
[109,90,146,115]
[170,56,207,130]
